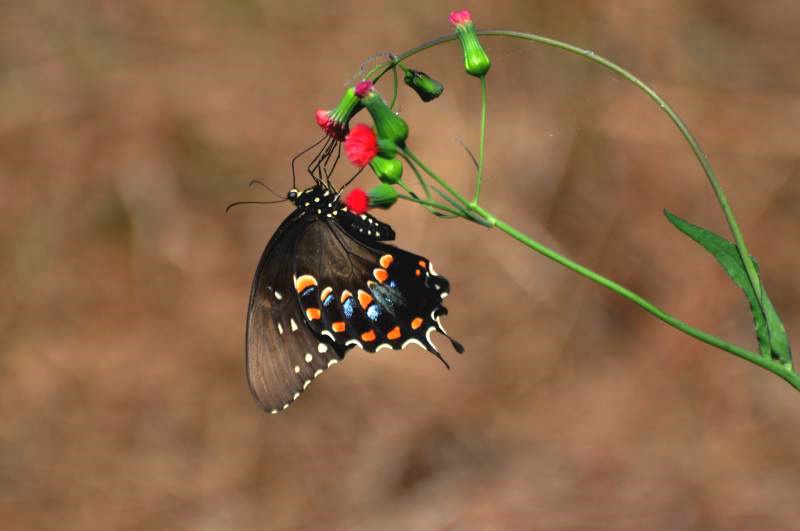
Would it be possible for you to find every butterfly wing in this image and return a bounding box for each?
[292,218,463,365]
[246,211,347,413]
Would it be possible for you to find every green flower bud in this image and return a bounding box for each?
[403,69,444,102]
[354,81,409,147]
[367,183,398,209]
[369,155,403,184]
[449,11,491,78]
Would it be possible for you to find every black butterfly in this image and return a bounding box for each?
[245,183,463,413]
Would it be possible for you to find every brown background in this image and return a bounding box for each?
[3,1,800,530]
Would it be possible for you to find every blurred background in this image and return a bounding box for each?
[3,1,800,529]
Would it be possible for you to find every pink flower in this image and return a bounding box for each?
[315,108,347,140]
[448,10,472,26]
[344,188,369,215]
[315,109,330,128]
[354,80,374,98]
[344,124,378,167]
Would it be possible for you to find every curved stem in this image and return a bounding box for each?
[374,30,762,299]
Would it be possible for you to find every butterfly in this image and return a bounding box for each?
[245,183,463,413]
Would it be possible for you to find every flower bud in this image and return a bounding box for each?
[369,155,403,184]
[449,10,491,77]
[367,183,398,209]
[354,81,409,147]
[315,86,363,140]
[403,69,444,102]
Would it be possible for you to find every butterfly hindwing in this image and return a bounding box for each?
[293,218,462,363]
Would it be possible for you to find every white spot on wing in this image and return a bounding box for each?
[429,262,439,276]
[321,330,335,341]
[314,369,323,377]
[282,404,289,410]
[345,339,363,349]
[426,326,439,350]
[270,409,278,414]
[277,323,284,335]
[375,343,392,352]
[327,359,338,367]
[303,380,311,389]
[305,353,313,363]
[436,315,446,333]
[293,392,300,400]
[401,338,426,351]
[290,319,299,332]
[274,291,283,300]
[294,365,300,374]
[318,343,328,353]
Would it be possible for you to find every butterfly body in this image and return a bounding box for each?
[246,184,462,414]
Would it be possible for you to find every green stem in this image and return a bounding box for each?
[373,30,762,300]
[396,192,463,218]
[402,148,471,207]
[472,75,488,205]
[389,64,399,110]
[470,203,800,391]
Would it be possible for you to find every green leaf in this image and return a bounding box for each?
[664,209,792,367]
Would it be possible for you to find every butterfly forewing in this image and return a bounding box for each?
[246,212,346,413]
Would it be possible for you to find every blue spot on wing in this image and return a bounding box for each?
[366,304,382,322]
[343,298,355,319]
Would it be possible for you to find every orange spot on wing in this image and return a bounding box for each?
[415,269,422,277]
[387,326,401,340]
[295,274,317,293]
[418,260,427,268]
[361,330,377,342]
[320,286,333,301]
[357,290,373,309]
[340,290,353,303]
[306,308,321,320]
[411,317,423,330]
[332,321,346,333]
[379,254,394,269]
[373,268,389,283]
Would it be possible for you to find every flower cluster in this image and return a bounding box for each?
[317,10,492,214]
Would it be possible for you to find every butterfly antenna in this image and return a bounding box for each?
[249,180,284,199]
[292,136,327,189]
[225,199,287,213]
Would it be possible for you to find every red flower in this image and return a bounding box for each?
[448,10,472,26]
[344,188,369,215]
[354,80,374,98]
[344,124,378,167]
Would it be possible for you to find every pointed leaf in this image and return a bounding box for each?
[664,210,792,366]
